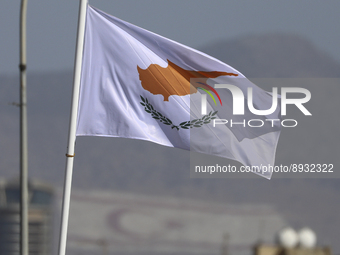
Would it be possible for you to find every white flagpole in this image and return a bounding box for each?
[58,1,88,255]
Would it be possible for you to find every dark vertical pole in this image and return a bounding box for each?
[19,0,29,255]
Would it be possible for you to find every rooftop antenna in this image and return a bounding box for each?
[19,0,29,254]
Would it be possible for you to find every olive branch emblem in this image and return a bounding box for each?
[140,96,218,130]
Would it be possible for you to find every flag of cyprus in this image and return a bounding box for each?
[76,5,281,179]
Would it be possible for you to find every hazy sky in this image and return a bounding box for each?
[1,0,340,75]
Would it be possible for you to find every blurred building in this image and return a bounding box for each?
[0,179,53,255]
[254,245,331,255]
[253,227,331,255]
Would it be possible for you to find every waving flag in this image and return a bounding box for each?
[76,5,281,179]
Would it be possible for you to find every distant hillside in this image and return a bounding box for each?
[201,33,340,78]
[1,33,340,252]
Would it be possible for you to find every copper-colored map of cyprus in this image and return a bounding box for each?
[137,59,238,101]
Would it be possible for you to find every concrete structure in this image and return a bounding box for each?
[62,189,288,255]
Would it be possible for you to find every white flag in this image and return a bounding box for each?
[77,5,281,179]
